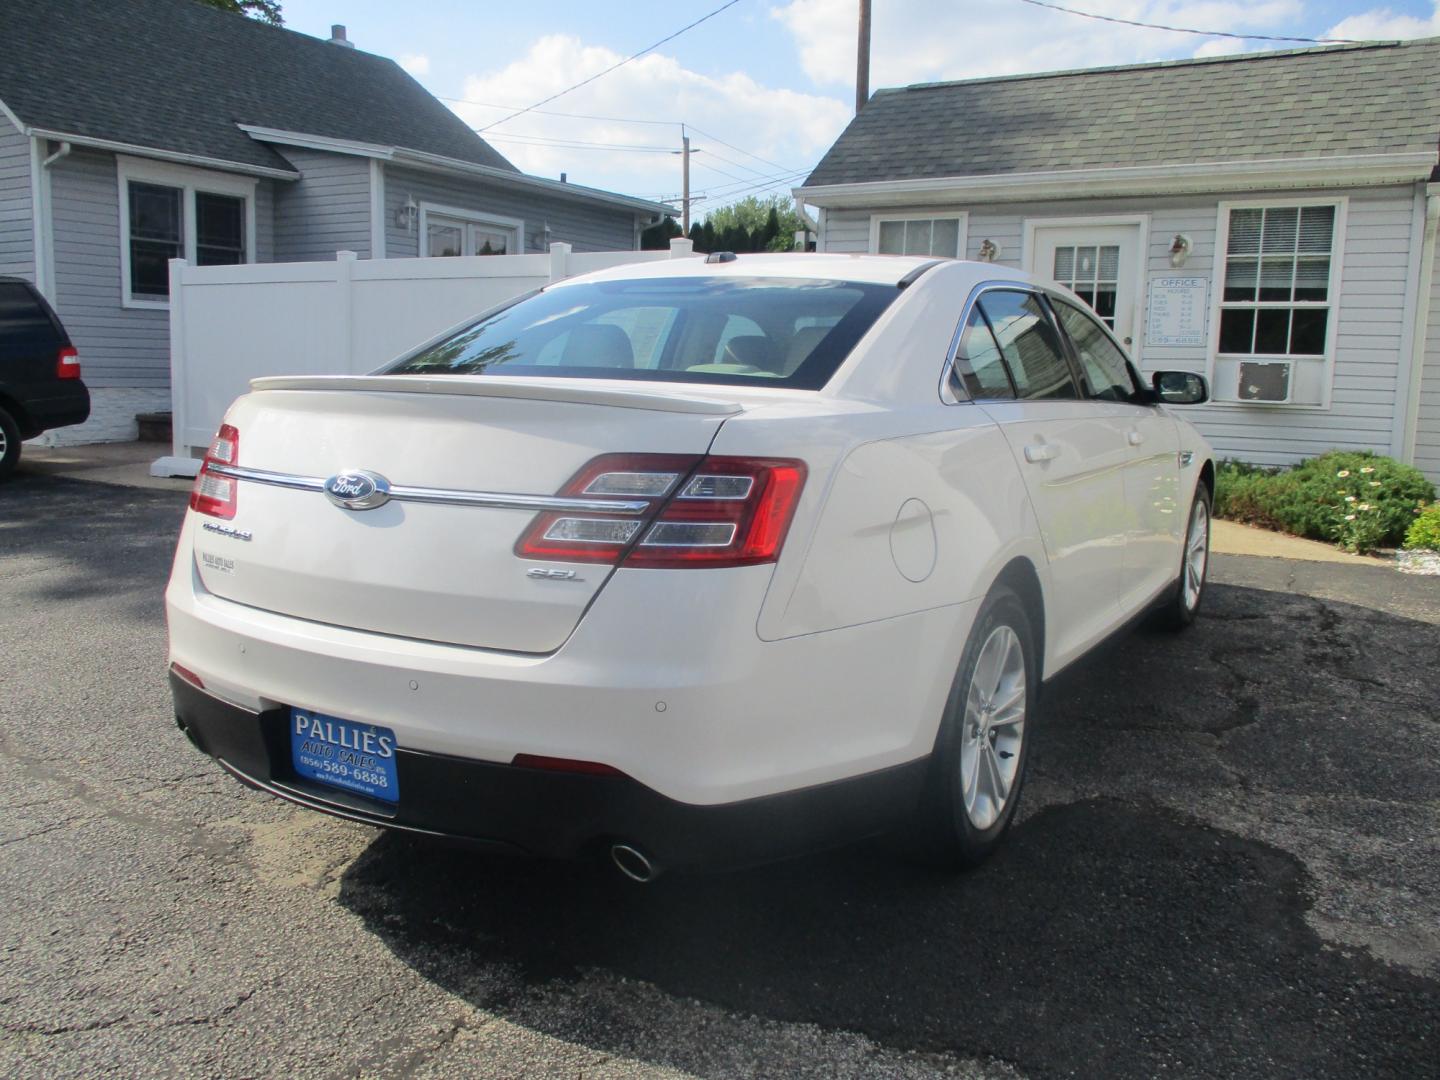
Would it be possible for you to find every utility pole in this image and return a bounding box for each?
[856,0,871,113]
[681,127,692,234]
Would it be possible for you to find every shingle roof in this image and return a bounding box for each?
[0,0,517,175]
[804,38,1440,188]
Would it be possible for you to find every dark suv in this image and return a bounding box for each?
[0,276,89,479]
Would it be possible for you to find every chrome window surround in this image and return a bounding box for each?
[206,463,653,515]
[937,280,1138,406]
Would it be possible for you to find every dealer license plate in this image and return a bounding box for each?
[290,709,400,803]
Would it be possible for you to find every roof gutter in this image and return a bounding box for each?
[238,124,674,217]
[796,152,1440,207]
[23,127,300,180]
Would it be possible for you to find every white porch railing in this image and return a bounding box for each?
[152,239,697,477]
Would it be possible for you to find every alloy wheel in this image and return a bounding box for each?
[1183,498,1209,611]
[959,624,1027,831]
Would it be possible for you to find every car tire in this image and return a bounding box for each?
[907,584,1037,868]
[1154,484,1212,631]
[0,406,21,482]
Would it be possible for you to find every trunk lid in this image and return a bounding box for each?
[193,377,738,652]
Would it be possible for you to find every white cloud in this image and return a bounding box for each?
[770,0,1305,88]
[452,35,852,210]
[399,53,431,76]
[1326,2,1440,40]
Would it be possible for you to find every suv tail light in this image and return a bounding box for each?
[190,424,239,520]
[516,452,807,569]
[55,346,80,380]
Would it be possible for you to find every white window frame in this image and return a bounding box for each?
[417,202,525,257]
[116,155,257,310]
[1206,196,1348,410]
[868,210,968,259]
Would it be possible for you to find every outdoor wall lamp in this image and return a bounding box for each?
[395,196,418,234]
[977,239,1000,262]
[1169,233,1192,267]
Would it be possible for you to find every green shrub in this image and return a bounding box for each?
[1405,503,1440,551]
[1212,451,1434,553]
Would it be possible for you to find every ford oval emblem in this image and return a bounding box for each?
[323,469,391,510]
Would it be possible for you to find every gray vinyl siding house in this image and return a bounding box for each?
[0,0,669,444]
[798,39,1440,485]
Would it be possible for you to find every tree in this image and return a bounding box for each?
[698,194,808,254]
[641,217,682,250]
[195,0,284,26]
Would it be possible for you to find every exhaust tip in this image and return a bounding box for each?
[610,843,658,883]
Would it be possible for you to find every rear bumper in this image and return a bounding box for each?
[172,673,927,870]
[20,383,89,436]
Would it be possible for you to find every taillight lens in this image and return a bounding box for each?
[516,452,807,569]
[55,346,81,380]
[189,424,239,520]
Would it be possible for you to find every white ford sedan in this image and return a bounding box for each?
[166,253,1213,880]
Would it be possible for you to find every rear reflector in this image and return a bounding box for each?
[515,452,806,569]
[169,662,205,689]
[512,753,626,777]
[190,423,239,520]
[55,346,81,380]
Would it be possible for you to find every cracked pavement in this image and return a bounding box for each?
[1,473,1437,1079]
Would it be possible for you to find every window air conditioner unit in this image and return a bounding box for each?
[1237,361,1291,403]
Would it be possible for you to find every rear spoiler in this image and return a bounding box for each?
[248,374,744,416]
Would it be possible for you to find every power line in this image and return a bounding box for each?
[1014,0,1365,44]
[478,0,746,131]
[684,124,798,175]
[442,96,681,127]
[482,131,682,154]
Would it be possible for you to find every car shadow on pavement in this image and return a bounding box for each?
[334,582,1440,1080]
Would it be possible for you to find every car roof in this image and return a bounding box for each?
[562,252,964,288]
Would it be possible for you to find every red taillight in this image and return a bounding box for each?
[515,452,807,569]
[189,423,239,520]
[55,346,80,380]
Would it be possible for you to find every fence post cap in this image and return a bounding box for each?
[669,237,694,257]
[336,250,358,262]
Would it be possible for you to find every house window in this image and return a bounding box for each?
[1217,204,1337,358]
[127,183,183,297]
[420,204,522,257]
[872,214,965,258]
[1050,245,1120,330]
[117,156,256,307]
[195,192,246,266]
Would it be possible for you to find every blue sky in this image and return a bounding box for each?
[274,1,1440,214]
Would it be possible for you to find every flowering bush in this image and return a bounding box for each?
[1405,503,1440,551]
[1214,451,1434,552]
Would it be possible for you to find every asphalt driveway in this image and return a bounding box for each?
[1,471,1436,1079]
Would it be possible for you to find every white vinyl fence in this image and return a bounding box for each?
[153,239,697,476]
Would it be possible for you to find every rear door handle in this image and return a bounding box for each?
[1024,442,1059,463]
[1127,430,1144,447]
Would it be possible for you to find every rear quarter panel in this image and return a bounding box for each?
[709,401,1045,643]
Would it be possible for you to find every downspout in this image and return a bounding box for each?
[43,139,71,169]
[34,140,71,300]
[793,193,818,251]
[1400,183,1440,465]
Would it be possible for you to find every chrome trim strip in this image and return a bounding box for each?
[208,463,653,514]
[209,463,325,492]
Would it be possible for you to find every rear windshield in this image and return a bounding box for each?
[383,277,898,390]
[0,281,62,343]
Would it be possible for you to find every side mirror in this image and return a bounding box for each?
[1152,370,1208,406]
